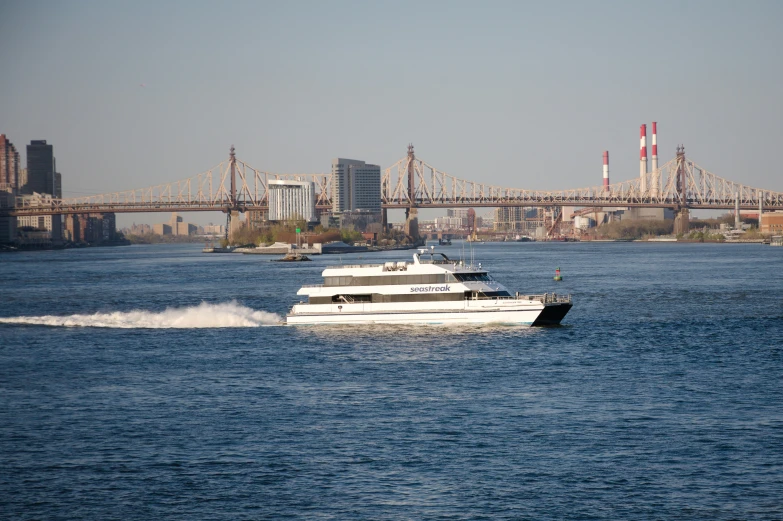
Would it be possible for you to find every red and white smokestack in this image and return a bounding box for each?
[640,124,648,192]
[651,122,659,197]
[603,151,610,192]
[651,122,658,170]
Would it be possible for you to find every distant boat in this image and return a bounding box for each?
[438,238,452,246]
[321,241,369,254]
[203,242,235,253]
[272,252,312,262]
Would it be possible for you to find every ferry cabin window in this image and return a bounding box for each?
[325,274,447,286]
[309,293,462,304]
[330,294,372,303]
[463,290,511,299]
[324,276,353,286]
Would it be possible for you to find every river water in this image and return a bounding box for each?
[1,242,781,520]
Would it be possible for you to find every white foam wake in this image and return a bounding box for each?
[0,301,283,329]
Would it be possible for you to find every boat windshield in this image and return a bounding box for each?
[453,272,492,282]
[416,252,452,265]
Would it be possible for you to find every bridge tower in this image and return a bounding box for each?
[673,145,690,235]
[404,143,419,239]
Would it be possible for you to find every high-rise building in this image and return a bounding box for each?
[54,172,62,198]
[18,168,28,191]
[26,140,56,196]
[268,180,316,222]
[0,134,21,191]
[494,207,525,231]
[331,158,381,213]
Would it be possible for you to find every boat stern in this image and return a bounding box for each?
[528,293,573,326]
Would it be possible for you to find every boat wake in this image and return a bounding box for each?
[0,301,283,329]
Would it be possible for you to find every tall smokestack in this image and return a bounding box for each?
[651,122,659,197]
[640,124,648,193]
[603,151,610,192]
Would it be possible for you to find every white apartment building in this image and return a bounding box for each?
[268,180,317,222]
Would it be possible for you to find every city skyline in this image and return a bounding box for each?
[2,1,782,228]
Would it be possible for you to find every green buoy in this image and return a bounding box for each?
[554,267,562,281]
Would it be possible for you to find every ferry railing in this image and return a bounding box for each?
[325,263,385,269]
[520,293,572,304]
[471,293,572,304]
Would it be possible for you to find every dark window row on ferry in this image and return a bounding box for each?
[308,290,512,305]
[325,274,447,286]
[309,293,463,304]
[324,272,490,287]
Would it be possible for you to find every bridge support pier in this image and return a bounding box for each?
[228,210,243,242]
[674,208,690,236]
[404,207,419,239]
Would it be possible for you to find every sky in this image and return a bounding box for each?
[1,0,782,227]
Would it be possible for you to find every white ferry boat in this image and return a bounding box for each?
[286,248,572,325]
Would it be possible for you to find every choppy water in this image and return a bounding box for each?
[1,242,782,520]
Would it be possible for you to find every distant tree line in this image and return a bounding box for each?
[588,220,674,240]
[221,220,418,248]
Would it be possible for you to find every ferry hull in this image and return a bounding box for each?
[531,302,573,326]
[286,308,542,326]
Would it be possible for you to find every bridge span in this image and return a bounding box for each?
[3,146,783,231]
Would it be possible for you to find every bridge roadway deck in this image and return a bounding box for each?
[4,199,782,217]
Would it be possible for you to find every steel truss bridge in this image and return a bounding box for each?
[4,145,783,221]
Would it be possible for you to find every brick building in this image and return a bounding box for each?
[65,213,118,244]
[761,211,783,234]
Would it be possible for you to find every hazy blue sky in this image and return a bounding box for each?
[2,0,782,226]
